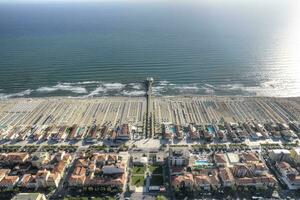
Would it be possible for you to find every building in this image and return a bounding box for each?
[226,153,240,166]
[117,124,131,140]
[132,153,148,166]
[169,149,190,166]
[214,153,227,166]
[189,124,200,140]
[276,161,300,189]
[194,169,220,190]
[102,163,125,174]
[19,174,37,189]
[0,175,19,188]
[155,152,166,165]
[269,149,291,162]
[12,193,46,200]
[163,124,173,140]
[69,166,86,186]
[0,152,29,164]
[31,152,50,168]
[218,167,235,187]
[290,147,300,164]
[239,152,260,164]
[171,173,194,189]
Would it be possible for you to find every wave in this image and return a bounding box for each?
[158,80,170,86]
[1,80,299,99]
[0,89,33,99]
[129,83,143,90]
[36,83,88,94]
[121,90,145,96]
[102,83,125,90]
[84,86,107,97]
[174,86,199,91]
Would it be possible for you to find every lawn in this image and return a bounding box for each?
[149,165,163,174]
[132,166,146,174]
[150,175,163,186]
[131,175,145,187]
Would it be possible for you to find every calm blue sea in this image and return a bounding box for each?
[0,0,299,98]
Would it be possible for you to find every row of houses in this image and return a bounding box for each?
[68,152,128,191]
[0,151,72,189]
[169,148,277,191]
[268,147,300,190]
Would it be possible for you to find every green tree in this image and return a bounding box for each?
[156,195,168,200]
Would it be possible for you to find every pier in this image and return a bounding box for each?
[145,77,154,138]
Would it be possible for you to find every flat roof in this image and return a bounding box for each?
[12,193,44,200]
[271,149,290,154]
[226,153,240,163]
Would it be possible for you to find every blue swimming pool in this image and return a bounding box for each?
[195,160,209,165]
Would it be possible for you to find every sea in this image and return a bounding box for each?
[0,0,299,98]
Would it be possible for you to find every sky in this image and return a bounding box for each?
[0,0,134,3]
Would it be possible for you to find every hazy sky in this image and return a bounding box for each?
[0,0,134,3]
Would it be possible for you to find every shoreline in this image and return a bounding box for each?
[1,94,300,101]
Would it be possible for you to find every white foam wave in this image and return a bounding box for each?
[121,90,145,96]
[0,89,33,99]
[74,81,101,85]
[129,83,143,90]
[219,83,246,91]
[103,83,125,90]
[202,87,215,94]
[204,83,217,89]
[36,83,87,94]
[158,80,170,86]
[174,86,199,90]
[84,86,107,97]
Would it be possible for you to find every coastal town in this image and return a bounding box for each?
[0,80,300,200]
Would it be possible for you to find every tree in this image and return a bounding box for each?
[156,195,168,200]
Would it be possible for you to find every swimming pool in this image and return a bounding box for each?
[207,126,215,134]
[195,160,209,166]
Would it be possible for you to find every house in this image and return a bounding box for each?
[0,175,19,188]
[189,124,199,140]
[0,169,10,181]
[169,149,190,166]
[155,152,165,165]
[31,152,50,168]
[36,169,50,188]
[194,169,220,190]
[93,153,107,165]
[218,167,235,187]
[117,124,131,140]
[276,161,300,189]
[19,174,37,188]
[163,124,173,140]
[102,163,125,174]
[69,166,86,186]
[290,147,300,164]
[175,125,183,140]
[214,153,227,166]
[235,175,276,188]
[0,152,29,164]
[132,153,148,166]
[47,172,61,187]
[269,149,291,162]
[12,193,46,200]
[171,173,194,189]
[240,152,260,164]
[107,154,118,165]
